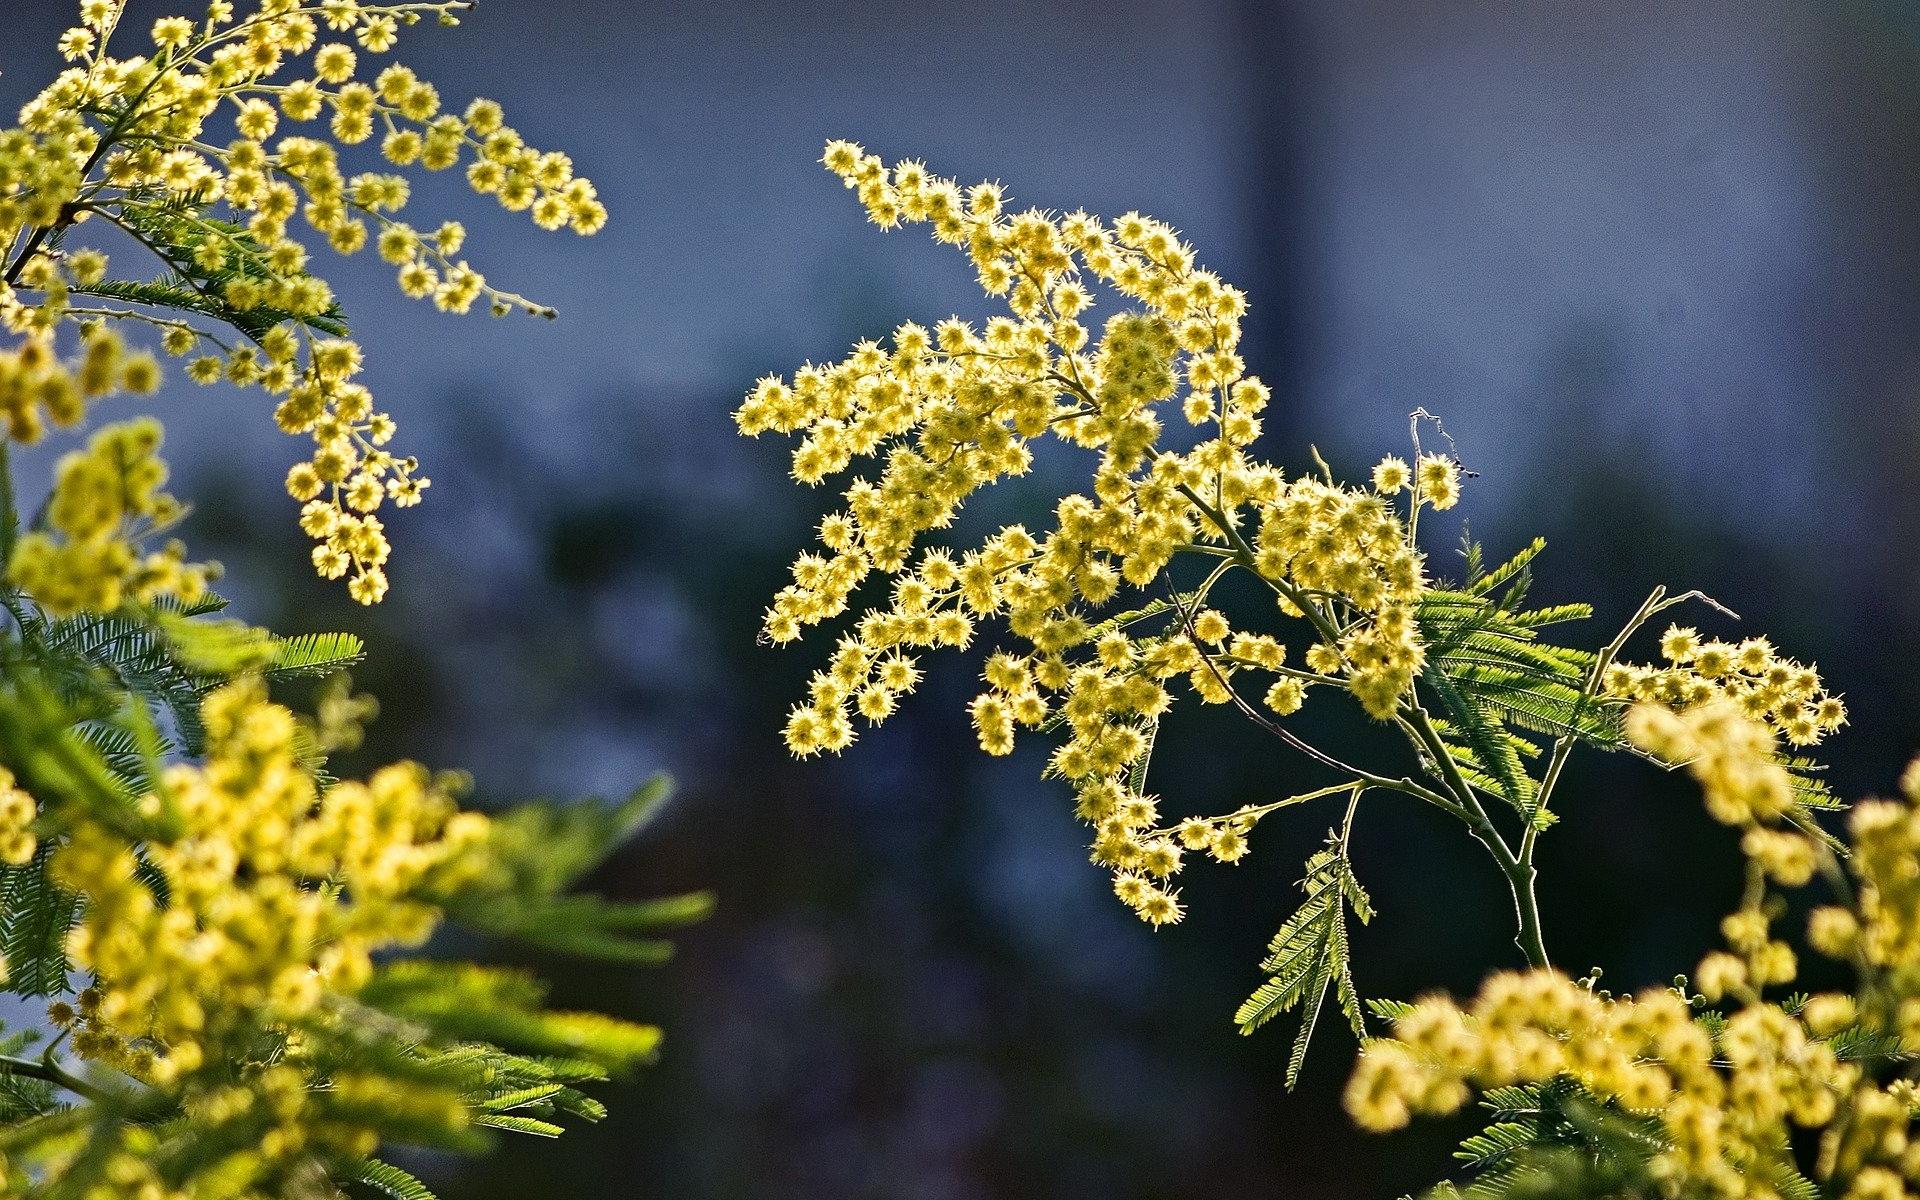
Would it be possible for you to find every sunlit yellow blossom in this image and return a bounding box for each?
[1625,701,1797,827]
[1414,453,1459,510]
[1346,968,1850,1194]
[745,144,1453,925]
[1609,624,1845,748]
[2,0,603,601]
[0,8,672,1199]
[6,418,217,615]
[1349,695,1920,1199]
[54,678,489,1081]
[0,768,38,867]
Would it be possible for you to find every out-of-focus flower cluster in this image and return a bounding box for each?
[8,415,217,616]
[0,767,37,870]
[1345,704,1920,1200]
[46,678,490,1169]
[0,7,667,1195]
[1628,700,1801,829]
[0,310,157,444]
[741,142,1465,925]
[1607,623,1847,748]
[1345,969,1853,1197]
[1,0,605,604]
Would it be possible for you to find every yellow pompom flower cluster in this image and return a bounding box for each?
[52,677,489,1087]
[1345,970,1854,1195]
[1626,700,1799,828]
[0,768,38,868]
[2,0,603,602]
[741,142,1270,682]
[0,128,85,258]
[1826,764,1920,1045]
[1348,704,1920,1199]
[744,143,1456,926]
[1607,624,1847,747]
[0,321,156,444]
[1778,765,1920,1198]
[1627,703,1817,997]
[269,333,415,602]
[1414,452,1460,510]
[7,417,218,616]
[1255,471,1427,717]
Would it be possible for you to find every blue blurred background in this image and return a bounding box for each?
[9,1,1920,1195]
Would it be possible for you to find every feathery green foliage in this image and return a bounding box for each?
[1236,806,1372,1088]
[737,142,1880,1200]
[0,1,674,1194]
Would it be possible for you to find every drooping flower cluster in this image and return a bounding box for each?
[744,143,1461,926]
[1628,702,1818,998]
[1,0,604,603]
[1821,761,1920,1048]
[1606,623,1847,747]
[52,677,489,1085]
[7,416,217,616]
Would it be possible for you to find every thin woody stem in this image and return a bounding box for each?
[1162,572,1470,825]
[1168,470,1551,966]
[1400,697,1549,969]
[0,438,15,567]
[0,1052,107,1104]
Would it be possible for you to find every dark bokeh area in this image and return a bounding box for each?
[8,1,1920,1196]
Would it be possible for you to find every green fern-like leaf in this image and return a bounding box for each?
[1503,603,1596,631]
[1765,1162,1825,1200]
[1366,997,1416,1023]
[351,1160,442,1200]
[1826,1025,1915,1063]
[1236,841,1372,1087]
[1426,1078,1673,1200]
[1456,1120,1543,1171]
[268,631,366,679]
[1424,664,1537,817]
[72,719,160,794]
[0,844,79,997]
[1467,538,1544,600]
[359,962,665,1073]
[478,1084,566,1112]
[1461,536,1487,589]
[473,1113,567,1138]
[449,774,712,964]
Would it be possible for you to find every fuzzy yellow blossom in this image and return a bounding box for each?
[1346,969,1856,1195]
[0,326,120,443]
[1349,700,1920,1197]
[1608,624,1846,748]
[1832,765,1920,1049]
[1,0,604,602]
[53,677,489,1084]
[1413,453,1459,510]
[744,144,1451,926]
[1370,455,1410,494]
[6,418,218,616]
[1347,783,1920,1198]
[1625,700,1797,827]
[0,769,37,867]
